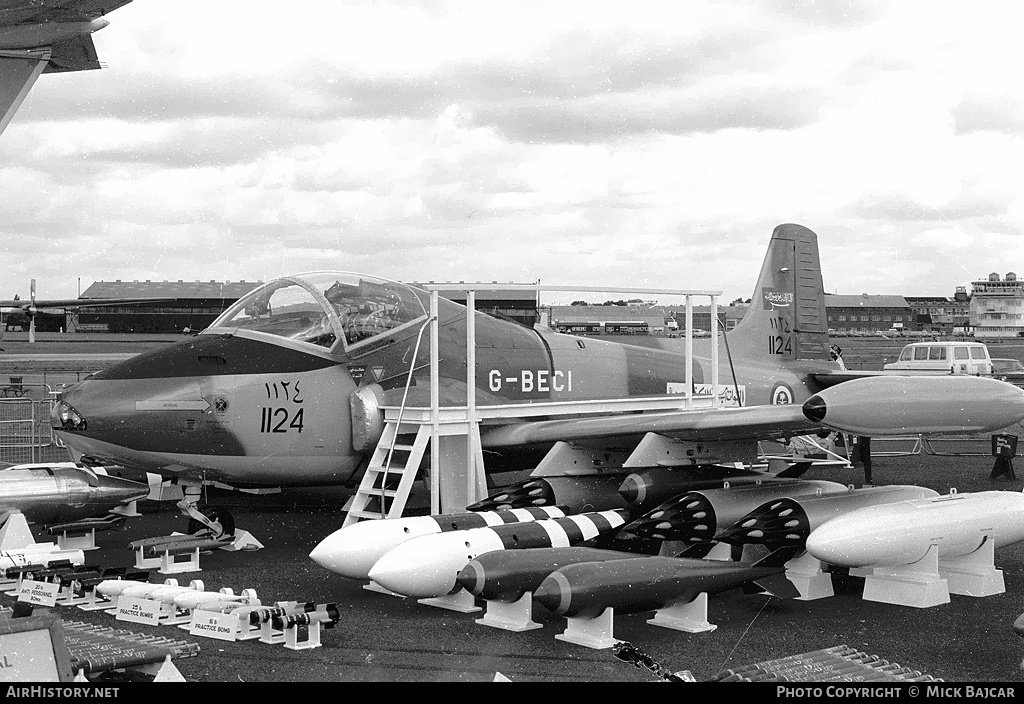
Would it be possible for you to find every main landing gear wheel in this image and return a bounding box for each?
[187,506,236,539]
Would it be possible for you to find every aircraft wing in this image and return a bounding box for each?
[481,374,1024,451]
[0,297,171,312]
[479,403,819,448]
[0,1,132,29]
[0,0,132,134]
[808,370,893,388]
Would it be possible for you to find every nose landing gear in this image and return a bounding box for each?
[178,483,235,539]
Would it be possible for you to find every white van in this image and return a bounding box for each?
[883,341,993,375]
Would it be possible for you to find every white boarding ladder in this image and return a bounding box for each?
[342,421,430,527]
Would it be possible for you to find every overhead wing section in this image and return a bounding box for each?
[481,374,1024,451]
[0,46,47,133]
[0,0,132,134]
[45,32,99,71]
[0,297,168,311]
[809,370,893,388]
[479,403,819,448]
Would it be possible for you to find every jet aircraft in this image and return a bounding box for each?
[49,224,1024,537]
[0,0,132,135]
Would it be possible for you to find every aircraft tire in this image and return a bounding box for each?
[188,506,236,539]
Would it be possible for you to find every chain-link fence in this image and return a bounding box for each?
[0,389,74,466]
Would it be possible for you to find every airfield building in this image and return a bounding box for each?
[74,280,262,334]
[824,294,913,334]
[971,273,1024,338]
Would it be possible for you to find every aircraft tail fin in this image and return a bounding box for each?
[726,224,831,363]
[743,545,801,598]
[744,572,801,600]
[751,545,801,569]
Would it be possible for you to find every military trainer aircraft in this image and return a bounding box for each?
[49,224,1024,536]
[0,0,132,135]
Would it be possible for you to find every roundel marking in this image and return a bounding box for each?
[214,396,229,414]
[771,382,794,405]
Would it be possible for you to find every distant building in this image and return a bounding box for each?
[824,294,913,333]
[905,287,971,335]
[76,280,262,333]
[548,305,668,336]
[971,273,1024,338]
[411,283,540,327]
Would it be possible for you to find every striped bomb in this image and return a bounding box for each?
[309,506,567,579]
[368,509,631,598]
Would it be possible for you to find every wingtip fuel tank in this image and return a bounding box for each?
[802,375,1024,436]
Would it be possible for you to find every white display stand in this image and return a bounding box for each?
[861,545,950,608]
[785,551,835,601]
[647,592,717,633]
[477,592,543,632]
[940,539,1005,597]
[555,606,617,649]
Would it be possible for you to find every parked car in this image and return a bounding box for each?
[991,358,1024,387]
[883,341,993,375]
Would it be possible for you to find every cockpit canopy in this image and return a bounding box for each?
[208,273,427,353]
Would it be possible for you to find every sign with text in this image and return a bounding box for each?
[667,382,746,406]
[0,611,72,682]
[17,580,59,607]
[189,609,239,641]
[115,594,162,626]
[0,628,61,681]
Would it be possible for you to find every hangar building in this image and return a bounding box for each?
[74,280,262,333]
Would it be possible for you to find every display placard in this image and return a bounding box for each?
[189,609,239,641]
[17,580,59,607]
[0,610,73,682]
[992,434,1018,459]
[115,595,162,626]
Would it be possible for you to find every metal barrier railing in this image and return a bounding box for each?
[866,435,924,457]
[0,388,73,465]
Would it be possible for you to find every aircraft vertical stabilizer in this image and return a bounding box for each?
[727,223,830,362]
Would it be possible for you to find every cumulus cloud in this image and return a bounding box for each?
[0,0,1022,305]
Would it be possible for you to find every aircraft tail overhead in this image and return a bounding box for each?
[726,224,831,363]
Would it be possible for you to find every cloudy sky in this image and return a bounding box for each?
[2,0,1023,305]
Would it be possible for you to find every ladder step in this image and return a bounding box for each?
[346,509,391,520]
[356,488,400,498]
[366,465,407,475]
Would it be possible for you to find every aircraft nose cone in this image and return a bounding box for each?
[802,394,827,423]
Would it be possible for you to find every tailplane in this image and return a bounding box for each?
[726,224,831,363]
